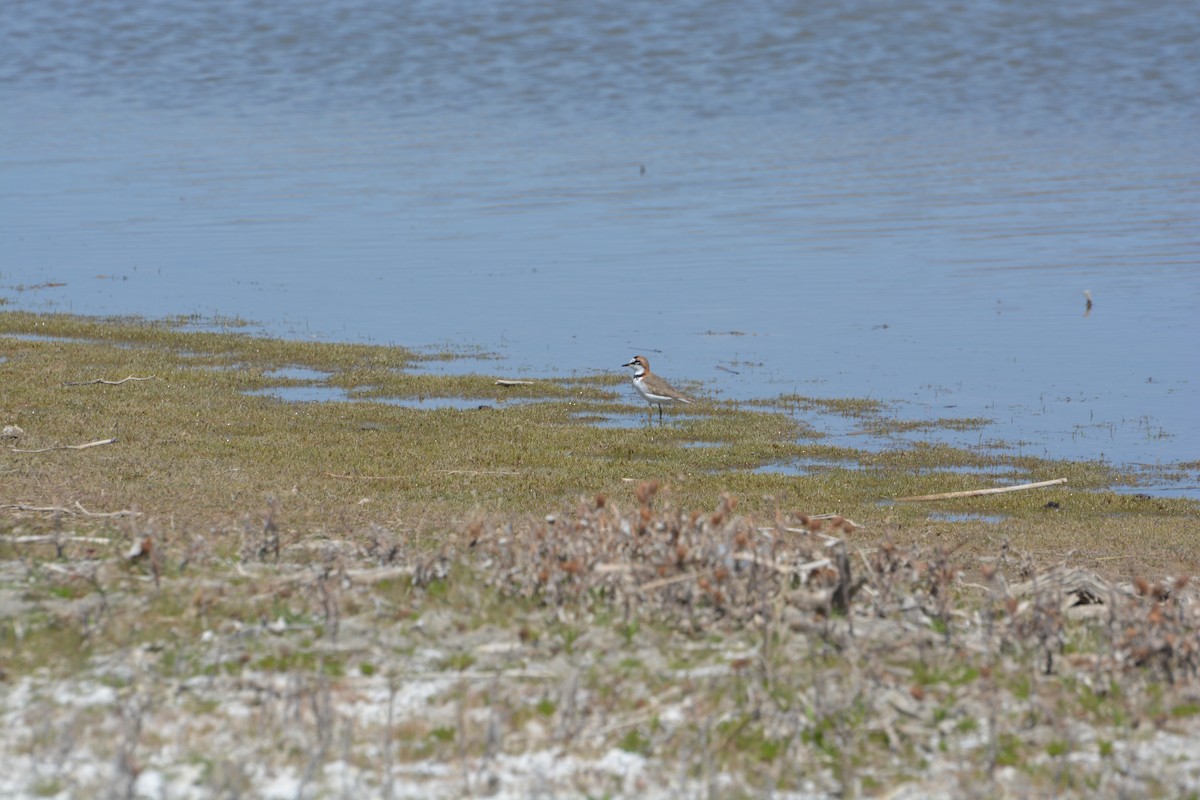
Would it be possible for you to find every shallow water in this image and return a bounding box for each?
[3,0,1198,490]
[929,512,1009,525]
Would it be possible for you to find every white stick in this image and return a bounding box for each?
[9,535,114,545]
[64,375,157,386]
[895,478,1067,502]
[11,437,118,453]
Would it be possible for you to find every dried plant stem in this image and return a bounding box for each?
[639,568,714,592]
[1,501,137,517]
[326,472,405,480]
[63,375,157,386]
[8,535,113,545]
[894,478,1067,502]
[11,437,118,453]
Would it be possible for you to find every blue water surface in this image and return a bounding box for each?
[2,0,1198,490]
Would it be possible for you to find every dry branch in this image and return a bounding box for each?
[73,501,140,517]
[345,566,418,583]
[7,535,114,545]
[402,669,556,681]
[638,569,713,593]
[2,504,73,514]
[11,437,118,453]
[328,469,519,480]
[326,472,404,481]
[495,379,535,386]
[0,501,138,518]
[593,563,639,575]
[894,477,1067,502]
[63,375,157,386]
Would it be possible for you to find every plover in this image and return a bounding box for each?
[622,355,692,423]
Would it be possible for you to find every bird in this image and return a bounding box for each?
[622,355,692,423]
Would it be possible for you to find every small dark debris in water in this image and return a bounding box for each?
[872,323,890,330]
[1043,501,1061,510]
[1134,493,1152,500]
[639,164,646,176]
[1083,289,1093,316]
[715,365,740,375]
[477,404,495,411]
[15,281,67,291]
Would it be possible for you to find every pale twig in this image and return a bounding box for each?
[894,478,1067,502]
[344,566,418,583]
[639,569,713,592]
[327,469,518,479]
[326,472,404,480]
[403,669,557,681]
[7,535,114,545]
[63,375,157,386]
[1,504,74,514]
[593,563,639,574]
[11,437,118,453]
[494,379,535,386]
[73,501,139,517]
[1,501,138,518]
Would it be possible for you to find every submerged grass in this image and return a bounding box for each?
[0,310,1196,566]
